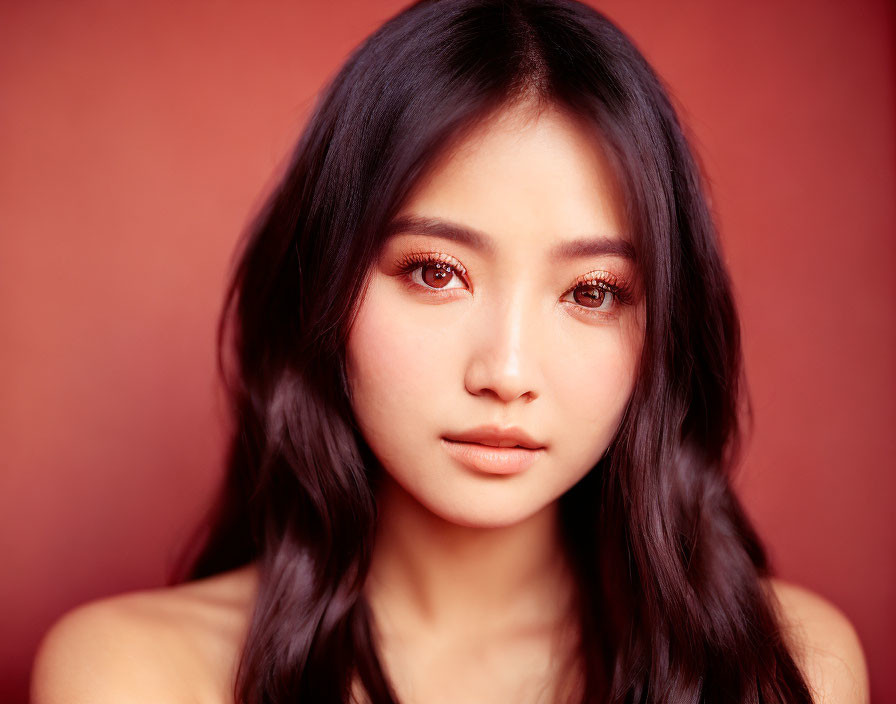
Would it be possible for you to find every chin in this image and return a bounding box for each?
[419,493,554,530]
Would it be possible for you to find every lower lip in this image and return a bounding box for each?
[440,438,544,475]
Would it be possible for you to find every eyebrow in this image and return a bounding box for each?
[384,214,636,261]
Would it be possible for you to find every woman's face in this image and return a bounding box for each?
[345,103,645,528]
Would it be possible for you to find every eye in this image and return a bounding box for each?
[561,282,616,311]
[395,252,469,292]
[393,253,634,319]
[560,271,633,319]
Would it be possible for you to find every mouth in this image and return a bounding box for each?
[440,437,544,475]
[442,425,546,450]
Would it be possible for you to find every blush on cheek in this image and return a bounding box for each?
[555,342,637,426]
[348,278,461,404]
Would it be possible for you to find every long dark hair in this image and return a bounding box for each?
[179,1,813,701]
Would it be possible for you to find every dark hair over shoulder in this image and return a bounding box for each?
[178,1,813,701]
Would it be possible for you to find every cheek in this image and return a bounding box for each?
[345,278,460,435]
[549,314,643,456]
[555,342,634,422]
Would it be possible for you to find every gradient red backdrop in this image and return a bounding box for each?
[1,1,893,701]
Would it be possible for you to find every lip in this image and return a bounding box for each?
[440,437,545,475]
[442,425,546,450]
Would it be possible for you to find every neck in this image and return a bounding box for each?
[363,475,577,640]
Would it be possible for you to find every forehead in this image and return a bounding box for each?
[391,102,630,257]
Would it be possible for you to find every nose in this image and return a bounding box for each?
[463,290,543,404]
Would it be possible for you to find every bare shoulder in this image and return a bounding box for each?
[31,563,259,704]
[765,577,870,704]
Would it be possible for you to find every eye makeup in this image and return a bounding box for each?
[391,249,636,321]
[394,250,468,280]
[561,269,635,319]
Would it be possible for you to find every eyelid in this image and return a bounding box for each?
[575,269,619,287]
[395,250,468,277]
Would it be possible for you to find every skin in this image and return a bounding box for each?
[30,103,871,703]
[345,101,643,702]
[30,571,870,703]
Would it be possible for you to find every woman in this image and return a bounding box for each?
[32,0,869,702]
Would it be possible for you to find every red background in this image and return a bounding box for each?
[1,1,893,701]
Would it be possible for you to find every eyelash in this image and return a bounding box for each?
[393,251,634,320]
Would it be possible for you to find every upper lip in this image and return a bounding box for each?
[443,425,545,450]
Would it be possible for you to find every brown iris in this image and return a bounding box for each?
[421,262,455,289]
[573,285,608,308]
